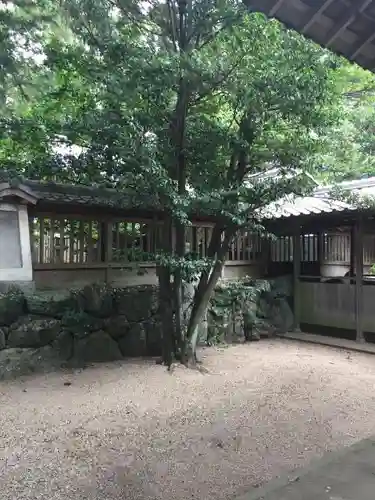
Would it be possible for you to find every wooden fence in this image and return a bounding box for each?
[30,215,375,273]
[29,214,264,267]
[270,232,375,267]
[300,280,375,333]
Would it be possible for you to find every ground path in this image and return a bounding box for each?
[1,339,375,500]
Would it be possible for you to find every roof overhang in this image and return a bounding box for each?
[0,182,39,205]
[244,0,375,72]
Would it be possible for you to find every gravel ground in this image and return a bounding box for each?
[1,339,375,500]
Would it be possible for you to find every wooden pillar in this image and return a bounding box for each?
[354,217,365,343]
[171,223,177,254]
[350,225,355,278]
[103,221,112,284]
[293,226,301,331]
[317,231,323,280]
[263,235,271,276]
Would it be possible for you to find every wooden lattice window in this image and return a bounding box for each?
[30,216,103,265]
[227,232,263,262]
[110,220,159,263]
[271,234,319,263]
[185,224,213,258]
[271,236,293,262]
[323,233,350,263]
[363,234,375,265]
[301,234,318,262]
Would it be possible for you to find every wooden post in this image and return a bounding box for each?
[350,224,355,279]
[293,226,301,332]
[171,223,176,254]
[317,231,323,280]
[263,235,271,276]
[354,217,365,343]
[104,221,112,284]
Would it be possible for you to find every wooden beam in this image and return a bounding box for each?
[326,0,373,47]
[39,217,45,264]
[104,222,112,263]
[350,31,375,59]
[268,0,286,17]
[317,231,323,268]
[292,226,301,331]
[354,217,365,343]
[302,0,336,34]
[59,218,65,264]
[350,224,355,278]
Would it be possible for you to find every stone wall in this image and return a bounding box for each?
[207,275,294,344]
[0,284,161,380]
[0,276,293,379]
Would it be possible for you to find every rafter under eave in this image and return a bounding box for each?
[244,0,375,72]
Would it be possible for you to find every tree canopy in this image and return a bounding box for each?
[1,0,375,364]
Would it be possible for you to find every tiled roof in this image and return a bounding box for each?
[260,194,353,219]
[22,179,161,211]
[2,171,374,222]
[261,177,375,220]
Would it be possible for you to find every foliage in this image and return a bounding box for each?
[1,0,372,364]
[314,62,375,181]
[208,278,270,344]
[211,278,270,311]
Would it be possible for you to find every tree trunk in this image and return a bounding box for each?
[181,229,235,365]
[170,80,188,356]
[159,266,174,367]
[173,222,185,355]
[187,224,223,324]
[181,258,225,365]
[158,216,174,367]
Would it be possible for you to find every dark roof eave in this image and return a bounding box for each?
[265,207,375,235]
[244,0,375,72]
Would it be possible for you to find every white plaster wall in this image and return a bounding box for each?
[320,263,350,278]
[320,263,372,278]
[0,203,33,283]
[222,262,265,280]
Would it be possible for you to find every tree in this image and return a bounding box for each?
[314,62,375,182]
[0,0,343,365]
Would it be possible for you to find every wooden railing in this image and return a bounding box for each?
[271,234,319,263]
[29,215,162,266]
[228,231,263,262]
[271,232,375,266]
[29,214,264,268]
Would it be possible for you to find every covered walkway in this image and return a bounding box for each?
[280,331,375,354]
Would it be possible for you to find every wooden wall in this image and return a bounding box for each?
[33,262,266,290]
[30,211,266,290]
[33,264,159,290]
[300,281,375,333]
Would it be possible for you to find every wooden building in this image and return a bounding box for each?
[267,176,375,343]
[0,178,266,291]
[243,1,375,344]
[2,174,375,343]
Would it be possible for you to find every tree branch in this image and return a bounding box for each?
[190,12,242,50]
[343,87,375,98]
[166,0,178,52]
[189,52,246,106]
